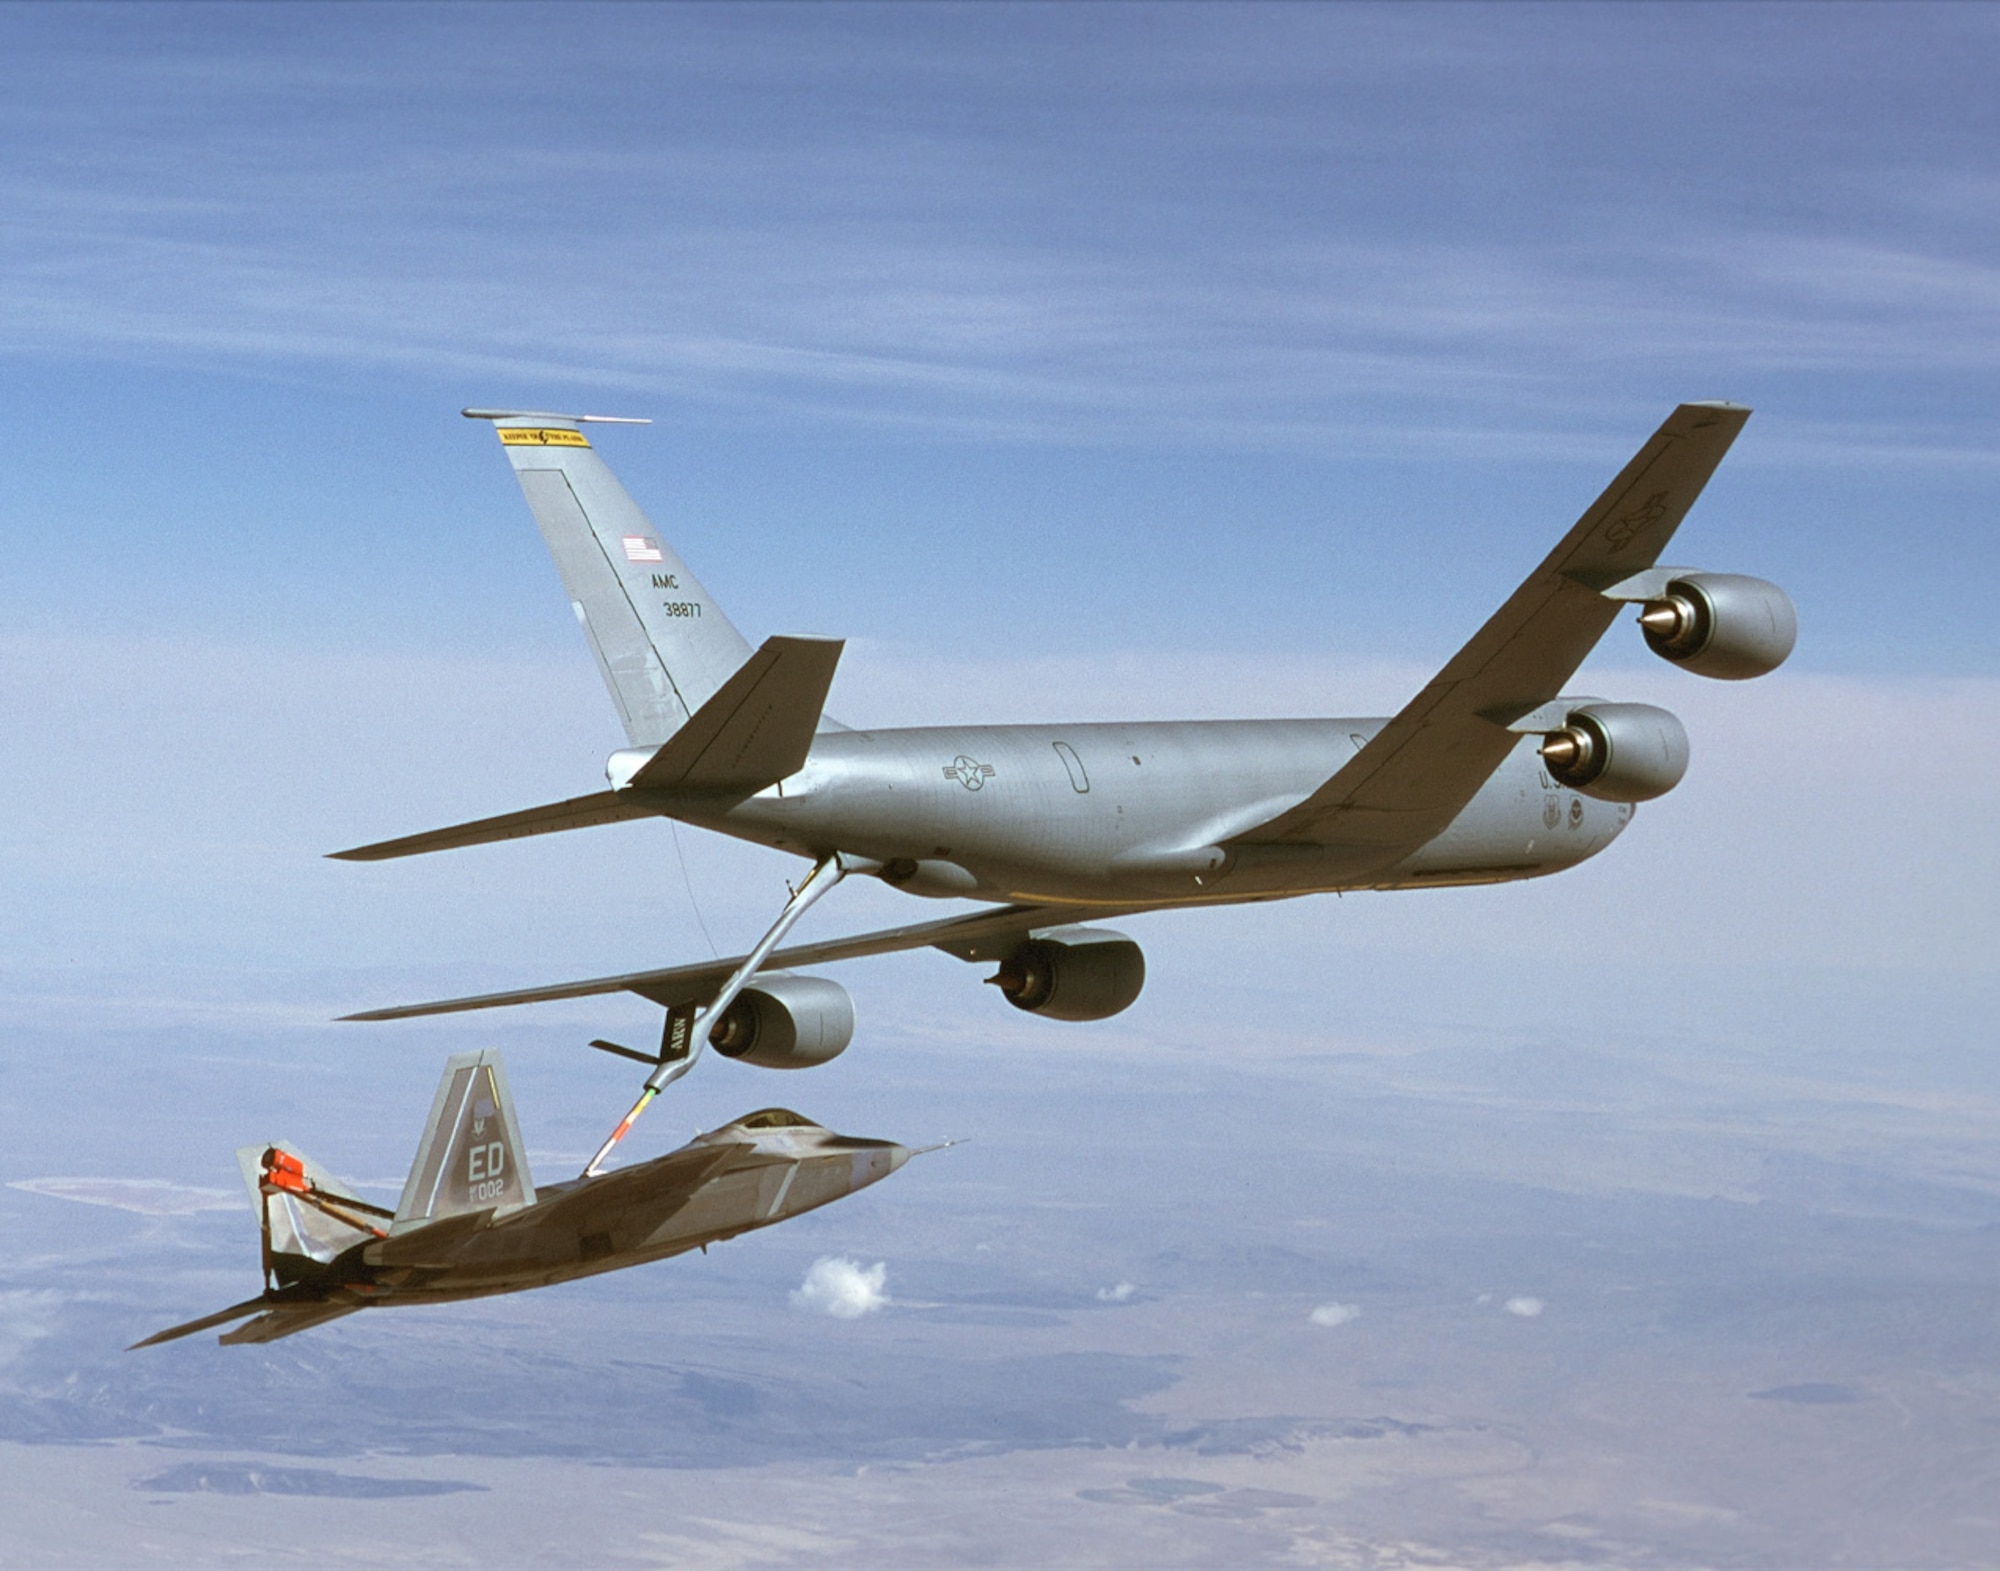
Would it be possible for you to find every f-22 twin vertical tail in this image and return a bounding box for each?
[337,404,1794,1160]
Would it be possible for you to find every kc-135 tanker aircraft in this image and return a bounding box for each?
[342,402,1794,1175]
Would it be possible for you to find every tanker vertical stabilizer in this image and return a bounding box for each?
[469,411,755,748]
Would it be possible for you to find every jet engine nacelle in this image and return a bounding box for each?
[1638,573,1796,681]
[710,973,855,1069]
[989,927,1145,1021]
[1539,702,1689,803]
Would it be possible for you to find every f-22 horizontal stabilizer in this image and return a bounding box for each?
[218,1301,365,1345]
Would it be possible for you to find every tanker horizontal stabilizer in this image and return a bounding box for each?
[623,634,843,792]
[327,635,842,863]
[327,790,651,862]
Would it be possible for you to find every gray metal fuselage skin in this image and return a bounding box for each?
[345,1120,903,1311]
[658,719,1632,906]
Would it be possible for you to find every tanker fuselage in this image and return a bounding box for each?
[667,717,1632,907]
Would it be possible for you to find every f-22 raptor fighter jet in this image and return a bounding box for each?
[135,1051,910,1347]
[341,403,1795,1171]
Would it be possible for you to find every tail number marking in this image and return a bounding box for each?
[468,1142,508,1201]
[656,602,703,618]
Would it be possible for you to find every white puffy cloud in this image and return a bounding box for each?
[1308,1302,1361,1328]
[1096,1282,1136,1303]
[1504,1296,1545,1318]
[790,1257,890,1320]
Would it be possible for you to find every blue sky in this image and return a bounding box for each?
[1,3,1995,670]
[1,6,1997,1564]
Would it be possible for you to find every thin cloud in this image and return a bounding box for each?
[1505,1297,1545,1318]
[10,1178,240,1216]
[0,12,1992,456]
[0,1290,63,1370]
[1308,1302,1361,1328]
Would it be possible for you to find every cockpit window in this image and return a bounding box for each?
[740,1108,817,1130]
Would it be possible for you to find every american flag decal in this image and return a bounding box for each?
[622,536,664,563]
